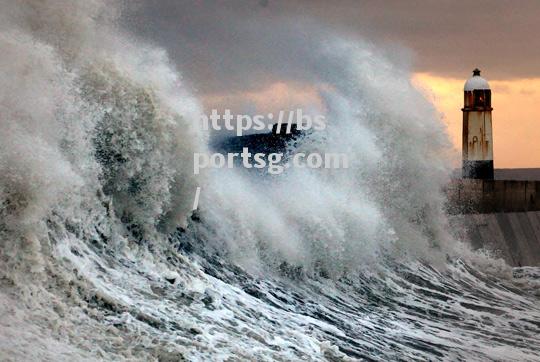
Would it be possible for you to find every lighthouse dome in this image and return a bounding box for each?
[464,68,490,91]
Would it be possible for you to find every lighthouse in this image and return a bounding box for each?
[462,68,494,179]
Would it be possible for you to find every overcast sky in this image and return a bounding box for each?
[125,0,540,95]
[122,1,540,167]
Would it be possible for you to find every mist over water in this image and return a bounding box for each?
[1,1,539,361]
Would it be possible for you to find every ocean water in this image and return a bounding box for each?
[0,1,539,361]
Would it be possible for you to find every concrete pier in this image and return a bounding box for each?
[446,179,540,214]
[450,211,540,266]
[447,176,540,266]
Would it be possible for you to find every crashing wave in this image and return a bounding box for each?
[0,1,538,361]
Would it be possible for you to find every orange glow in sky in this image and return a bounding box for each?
[203,82,325,115]
[414,73,540,168]
[204,75,540,169]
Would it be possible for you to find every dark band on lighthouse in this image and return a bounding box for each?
[462,68,494,179]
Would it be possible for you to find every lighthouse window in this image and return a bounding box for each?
[474,91,485,107]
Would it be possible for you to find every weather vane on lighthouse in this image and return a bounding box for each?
[462,68,494,179]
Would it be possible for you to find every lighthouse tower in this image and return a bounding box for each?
[462,68,494,179]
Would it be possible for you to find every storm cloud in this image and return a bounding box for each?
[124,0,540,95]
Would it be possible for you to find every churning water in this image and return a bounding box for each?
[0,1,539,361]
